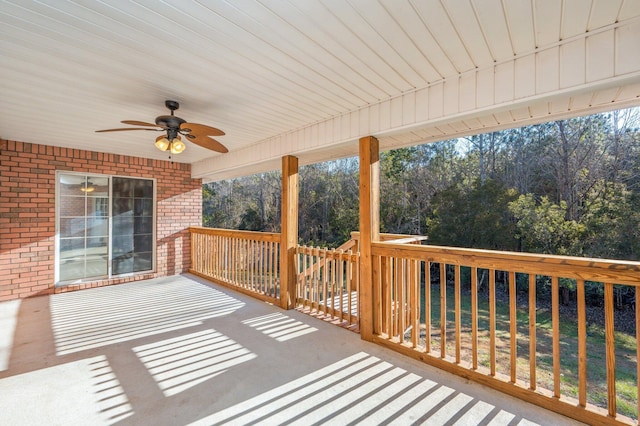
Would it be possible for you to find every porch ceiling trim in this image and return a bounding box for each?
[194,19,640,182]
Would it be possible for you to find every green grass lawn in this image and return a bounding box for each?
[421,284,638,421]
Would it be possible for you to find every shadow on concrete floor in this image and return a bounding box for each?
[0,274,583,426]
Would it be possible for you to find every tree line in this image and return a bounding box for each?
[204,108,640,264]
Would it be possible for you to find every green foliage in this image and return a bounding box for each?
[508,194,585,255]
[580,180,640,259]
[426,178,519,250]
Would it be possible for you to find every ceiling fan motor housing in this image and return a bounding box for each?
[155,115,186,130]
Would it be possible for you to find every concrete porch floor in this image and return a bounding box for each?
[0,274,583,426]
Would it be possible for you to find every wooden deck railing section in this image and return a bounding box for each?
[189,227,281,304]
[295,244,359,328]
[189,226,639,424]
[294,233,426,329]
[370,241,640,425]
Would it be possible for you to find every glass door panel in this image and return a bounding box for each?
[112,177,154,275]
[58,174,109,281]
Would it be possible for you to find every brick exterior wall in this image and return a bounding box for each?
[0,139,202,301]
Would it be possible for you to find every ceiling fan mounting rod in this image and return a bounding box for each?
[165,100,179,115]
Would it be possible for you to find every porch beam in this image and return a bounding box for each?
[280,155,299,309]
[358,136,380,341]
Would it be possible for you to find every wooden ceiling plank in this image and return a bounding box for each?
[443,0,493,66]
[561,0,592,40]
[469,0,514,62]
[503,0,536,54]
[534,0,562,47]
[410,0,476,74]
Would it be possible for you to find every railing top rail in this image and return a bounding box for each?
[350,231,427,243]
[189,226,281,242]
[382,236,429,244]
[335,238,357,252]
[373,241,640,286]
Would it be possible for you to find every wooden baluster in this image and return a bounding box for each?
[440,262,446,359]
[306,246,312,305]
[230,237,234,282]
[398,257,405,342]
[265,241,270,296]
[250,240,254,290]
[293,247,299,305]
[274,241,279,296]
[389,256,395,338]
[509,271,516,383]
[410,258,419,348]
[209,234,214,278]
[258,241,263,294]
[490,269,496,377]
[604,282,616,417]
[322,248,328,315]
[257,241,262,294]
[346,252,352,323]
[529,273,536,390]
[233,237,237,285]
[248,239,253,289]
[204,233,208,275]
[455,264,461,364]
[338,250,345,322]
[383,256,391,337]
[552,276,560,398]
[330,253,336,318]
[313,247,320,312]
[263,241,266,294]
[215,234,219,277]
[577,279,587,407]
[192,231,197,273]
[425,261,431,354]
[472,266,478,370]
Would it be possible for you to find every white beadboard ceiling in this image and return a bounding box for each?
[1,0,640,181]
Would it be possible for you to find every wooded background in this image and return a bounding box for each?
[204,108,640,263]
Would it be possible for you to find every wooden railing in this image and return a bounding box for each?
[189,227,281,304]
[371,241,640,425]
[294,233,424,329]
[189,226,639,423]
[295,244,359,328]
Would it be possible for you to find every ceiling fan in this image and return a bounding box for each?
[96,100,228,155]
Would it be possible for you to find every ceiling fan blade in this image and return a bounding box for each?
[121,120,161,127]
[181,122,225,136]
[186,133,229,153]
[95,128,162,132]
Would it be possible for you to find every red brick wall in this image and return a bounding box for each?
[0,140,202,301]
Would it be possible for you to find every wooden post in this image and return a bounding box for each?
[359,136,380,341]
[280,155,299,309]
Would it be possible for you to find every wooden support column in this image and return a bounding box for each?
[359,136,380,341]
[280,155,299,310]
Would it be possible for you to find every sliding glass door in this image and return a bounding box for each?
[56,172,155,283]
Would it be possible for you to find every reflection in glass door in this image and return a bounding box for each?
[58,174,109,281]
[112,177,154,275]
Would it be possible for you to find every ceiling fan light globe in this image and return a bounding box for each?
[170,138,186,154]
[155,136,170,151]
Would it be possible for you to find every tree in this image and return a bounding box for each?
[426,179,518,250]
[580,180,640,260]
[508,194,584,256]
